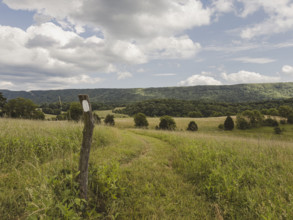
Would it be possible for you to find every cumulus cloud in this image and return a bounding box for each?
[142,35,201,59]
[221,70,280,84]
[0,81,14,89]
[212,0,234,13]
[3,0,211,39]
[236,0,293,39]
[178,75,222,86]
[1,0,211,90]
[0,23,147,89]
[282,65,293,75]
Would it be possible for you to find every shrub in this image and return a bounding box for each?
[187,121,198,131]
[224,116,234,130]
[218,124,224,130]
[158,115,176,130]
[263,118,279,127]
[236,115,250,130]
[56,113,68,121]
[280,119,286,125]
[32,110,45,120]
[104,114,115,126]
[134,113,148,128]
[274,126,282,134]
[69,102,83,122]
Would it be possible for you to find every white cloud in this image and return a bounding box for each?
[212,0,234,13]
[117,71,133,80]
[178,75,222,86]
[3,0,211,39]
[1,0,210,90]
[282,65,293,74]
[232,57,276,64]
[237,0,293,39]
[142,35,201,59]
[0,81,14,89]
[0,23,147,89]
[48,75,102,85]
[221,70,280,84]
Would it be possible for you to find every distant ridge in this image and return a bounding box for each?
[1,82,293,104]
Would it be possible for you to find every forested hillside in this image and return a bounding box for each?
[115,98,293,117]
[1,82,293,104]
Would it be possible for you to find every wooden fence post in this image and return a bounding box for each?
[78,94,95,200]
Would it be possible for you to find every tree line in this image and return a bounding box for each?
[1,92,293,126]
[114,98,293,118]
[0,93,45,120]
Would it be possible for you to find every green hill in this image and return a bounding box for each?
[1,82,293,104]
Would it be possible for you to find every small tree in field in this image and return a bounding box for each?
[134,113,148,128]
[187,121,198,131]
[104,114,115,126]
[158,115,176,130]
[69,102,83,122]
[236,115,250,130]
[224,116,234,130]
[274,126,282,134]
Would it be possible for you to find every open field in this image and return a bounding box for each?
[0,117,292,219]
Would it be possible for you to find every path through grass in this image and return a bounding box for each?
[118,132,212,219]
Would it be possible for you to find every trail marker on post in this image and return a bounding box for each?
[78,94,95,200]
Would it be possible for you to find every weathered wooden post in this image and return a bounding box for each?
[78,94,95,200]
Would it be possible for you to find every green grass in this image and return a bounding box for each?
[131,128,293,219]
[0,118,293,219]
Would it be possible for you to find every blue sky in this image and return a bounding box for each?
[0,0,293,91]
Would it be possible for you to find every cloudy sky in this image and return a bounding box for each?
[0,0,293,91]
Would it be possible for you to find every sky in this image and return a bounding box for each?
[0,0,293,91]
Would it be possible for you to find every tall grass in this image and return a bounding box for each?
[0,119,144,219]
[1,118,293,219]
[134,129,293,219]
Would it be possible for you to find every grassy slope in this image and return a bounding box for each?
[0,118,292,219]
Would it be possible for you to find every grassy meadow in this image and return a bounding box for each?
[0,117,293,219]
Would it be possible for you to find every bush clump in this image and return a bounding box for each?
[224,116,234,130]
[187,121,198,131]
[263,118,279,127]
[104,114,115,126]
[236,115,250,130]
[134,113,148,128]
[218,124,224,130]
[274,126,282,134]
[158,115,176,130]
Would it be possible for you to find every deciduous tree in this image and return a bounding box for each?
[134,113,148,128]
